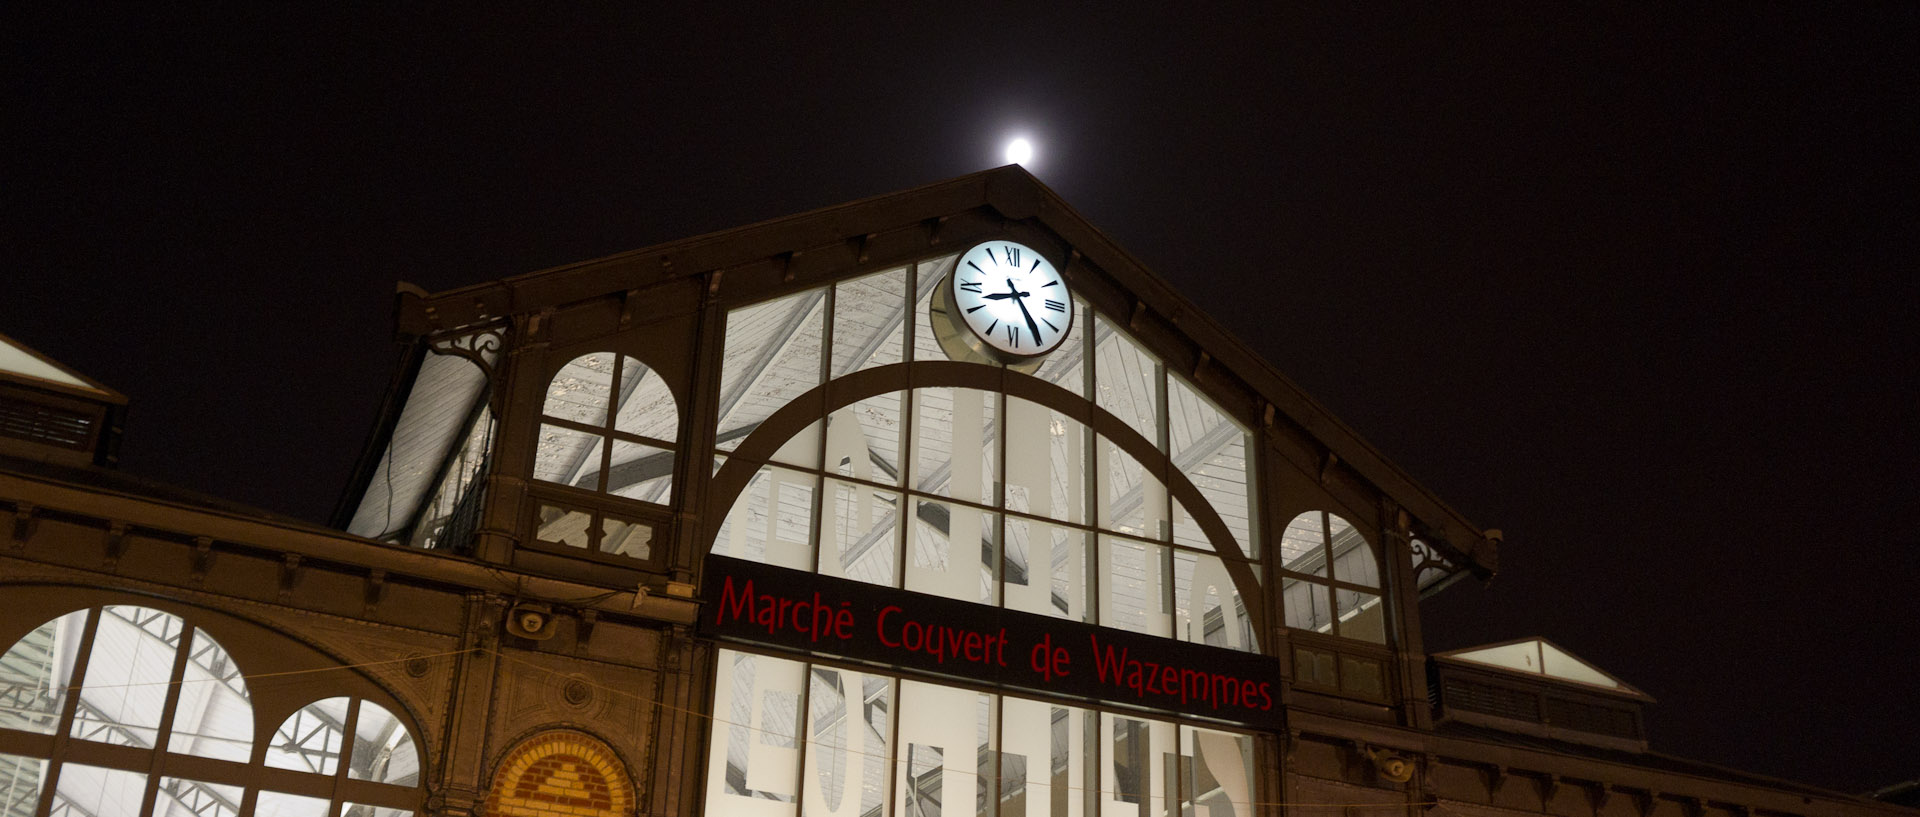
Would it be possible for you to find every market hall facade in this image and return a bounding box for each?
[0,167,1907,817]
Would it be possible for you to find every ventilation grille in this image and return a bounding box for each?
[1544,696,1640,739]
[1442,677,1541,722]
[0,392,96,450]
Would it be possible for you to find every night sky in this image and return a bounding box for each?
[5,6,1916,796]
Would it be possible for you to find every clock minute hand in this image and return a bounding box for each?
[1011,285,1044,345]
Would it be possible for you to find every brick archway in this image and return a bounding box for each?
[485,730,635,817]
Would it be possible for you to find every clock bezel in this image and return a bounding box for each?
[932,240,1074,366]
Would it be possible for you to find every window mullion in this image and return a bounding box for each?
[32,606,99,817]
[137,621,198,816]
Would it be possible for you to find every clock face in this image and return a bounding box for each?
[948,241,1072,359]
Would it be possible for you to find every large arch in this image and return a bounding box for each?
[700,359,1268,651]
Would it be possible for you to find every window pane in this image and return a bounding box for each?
[166,628,253,761]
[1328,517,1378,588]
[999,697,1095,817]
[348,701,420,786]
[715,465,818,571]
[718,290,826,453]
[1005,519,1090,623]
[1003,397,1085,524]
[156,777,243,817]
[72,606,182,747]
[821,480,901,588]
[257,791,332,817]
[607,439,675,503]
[1100,713,1173,814]
[53,763,146,817]
[0,609,86,735]
[533,423,603,490]
[826,392,906,487]
[1167,375,1254,558]
[1336,589,1387,644]
[804,667,893,817]
[601,516,653,560]
[1183,727,1254,817]
[1174,551,1254,653]
[895,680,994,817]
[1093,316,1161,448]
[534,504,594,551]
[542,352,617,426]
[1099,536,1170,637]
[907,500,998,605]
[833,267,910,377]
[1096,439,1166,540]
[266,697,349,775]
[1282,577,1332,634]
[613,355,680,444]
[909,254,960,364]
[912,388,997,505]
[343,806,413,817]
[0,752,47,813]
[1028,299,1089,399]
[706,650,804,815]
[1278,512,1328,578]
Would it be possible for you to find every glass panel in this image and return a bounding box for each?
[0,609,86,734]
[912,388,997,505]
[1004,519,1090,623]
[348,700,420,786]
[1340,656,1385,699]
[1183,728,1254,817]
[826,392,906,487]
[895,680,994,817]
[1328,516,1378,588]
[1003,397,1085,524]
[821,480,901,588]
[343,806,413,817]
[0,752,47,813]
[157,777,243,817]
[718,290,826,453]
[1336,589,1387,644]
[166,628,253,761]
[606,439,675,503]
[773,419,825,470]
[1099,536,1170,637]
[613,356,680,444]
[1028,298,1090,399]
[804,667,893,817]
[533,423,604,490]
[706,650,804,815]
[1167,376,1254,558]
[1096,439,1166,540]
[1278,512,1328,578]
[52,763,146,817]
[71,606,182,747]
[1093,316,1161,449]
[542,352,617,426]
[1281,578,1332,635]
[715,465,818,571]
[1170,499,1214,555]
[909,254,959,364]
[257,791,332,817]
[534,504,594,551]
[265,696,349,775]
[999,697,1095,817]
[1099,713,1173,814]
[1174,552,1254,653]
[833,267,910,377]
[1294,648,1337,688]
[908,500,998,605]
[601,516,653,560]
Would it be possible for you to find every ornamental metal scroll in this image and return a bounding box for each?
[425,321,507,411]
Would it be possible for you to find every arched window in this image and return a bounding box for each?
[1278,510,1385,644]
[532,352,680,563]
[0,606,420,816]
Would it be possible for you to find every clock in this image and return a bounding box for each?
[931,241,1073,365]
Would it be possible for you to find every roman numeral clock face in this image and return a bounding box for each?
[945,241,1071,361]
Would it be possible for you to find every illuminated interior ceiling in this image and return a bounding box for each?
[344,346,494,541]
[1438,638,1638,692]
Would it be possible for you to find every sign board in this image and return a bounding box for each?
[699,554,1284,730]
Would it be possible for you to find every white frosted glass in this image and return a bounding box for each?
[1540,642,1622,688]
[1005,519,1089,623]
[348,701,419,786]
[773,419,824,470]
[54,763,146,817]
[1183,727,1254,817]
[1099,537,1169,637]
[719,290,826,452]
[1000,696,1093,817]
[1328,517,1378,588]
[912,388,997,505]
[908,500,998,605]
[601,516,653,560]
[166,629,253,761]
[1004,397,1084,524]
[1336,589,1386,644]
[1282,578,1332,635]
[534,504,594,551]
[895,681,993,817]
[0,609,86,734]
[826,392,905,486]
[1029,299,1090,399]
[1096,439,1165,540]
[1093,317,1161,449]
[257,791,331,817]
[707,650,803,816]
[71,606,181,748]
[716,465,818,571]
[265,696,349,775]
[833,267,910,377]
[1174,551,1253,653]
[1099,713,1173,815]
[804,668,893,817]
[821,480,901,588]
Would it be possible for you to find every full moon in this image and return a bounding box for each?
[1005,137,1034,165]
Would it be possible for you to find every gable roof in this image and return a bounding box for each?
[1436,637,1649,698]
[0,331,124,402]
[364,166,1497,575]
